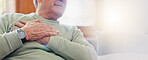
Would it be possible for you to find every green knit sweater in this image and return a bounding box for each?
[0,13,98,60]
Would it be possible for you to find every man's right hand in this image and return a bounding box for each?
[17,20,59,41]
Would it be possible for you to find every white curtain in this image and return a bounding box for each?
[0,0,5,16]
[0,0,15,16]
[59,0,97,26]
[6,0,15,13]
[98,0,148,55]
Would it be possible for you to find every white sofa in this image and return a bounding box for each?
[86,31,148,60]
[99,53,148,60]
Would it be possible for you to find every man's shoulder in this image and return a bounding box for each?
[1,13,25,20]
[1,13,35,18]
[0,13,25,22]
[2,13,24,17]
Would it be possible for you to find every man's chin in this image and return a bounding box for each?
[54,12,63,18]
[51,8,64,19]
[56,14,63,19]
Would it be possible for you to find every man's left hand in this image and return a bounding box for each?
[13,20,57,44]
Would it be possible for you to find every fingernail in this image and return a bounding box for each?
[56,31,59,33]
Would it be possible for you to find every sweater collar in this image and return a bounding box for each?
[31,13,60,25]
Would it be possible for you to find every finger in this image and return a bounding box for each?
[40,23,53,29]
[28,20,39,23]
[45,28,58,33]
[50,26,58,32]
[35,38,45,44]
[47,32,58,36]
[44,25,59,34]
[45,24,56,29]
[27,21,39,25]
[36,40,42,44]
[49,26,54,29]
[50,29,59,34]
[57,31,59,34]
[50,29,57,32]
[20,20,27,25]
[11,29,15,31]
[35,20,39,23]
[14,22,24,28]
[49,26,59,34]
[38,19,43,23]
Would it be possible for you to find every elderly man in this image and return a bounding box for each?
[0,0,97,60]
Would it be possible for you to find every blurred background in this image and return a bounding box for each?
[1,0,148,56]
[0,0,99,26]
[0,0,99,39]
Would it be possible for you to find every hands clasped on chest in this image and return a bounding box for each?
[14,19,59,44]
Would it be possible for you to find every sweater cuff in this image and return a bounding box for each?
[47,36,62,50]
[5,30,23,50]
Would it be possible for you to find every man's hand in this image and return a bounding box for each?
[36,37,50,44]
[14,20,59,44]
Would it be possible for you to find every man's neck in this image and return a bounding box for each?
[35,12,58,21]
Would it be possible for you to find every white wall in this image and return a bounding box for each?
[98,0,148,55]
[6,0,15,13]
[59,0,97,26]
[0,0,5,16]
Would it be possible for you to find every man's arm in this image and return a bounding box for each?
[14,20,98,60]
[0,14,24,59]
[47,27,98,60]
[0,15,59,59]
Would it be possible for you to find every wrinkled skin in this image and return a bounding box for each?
[36,0,67,20]
[14,20,59,44]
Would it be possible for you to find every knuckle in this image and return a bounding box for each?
[27,21,31,23]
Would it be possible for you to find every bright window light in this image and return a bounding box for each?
[59,0,97,26]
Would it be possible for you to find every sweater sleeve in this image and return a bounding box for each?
[0,14,23,59]
[47,27,98,60]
